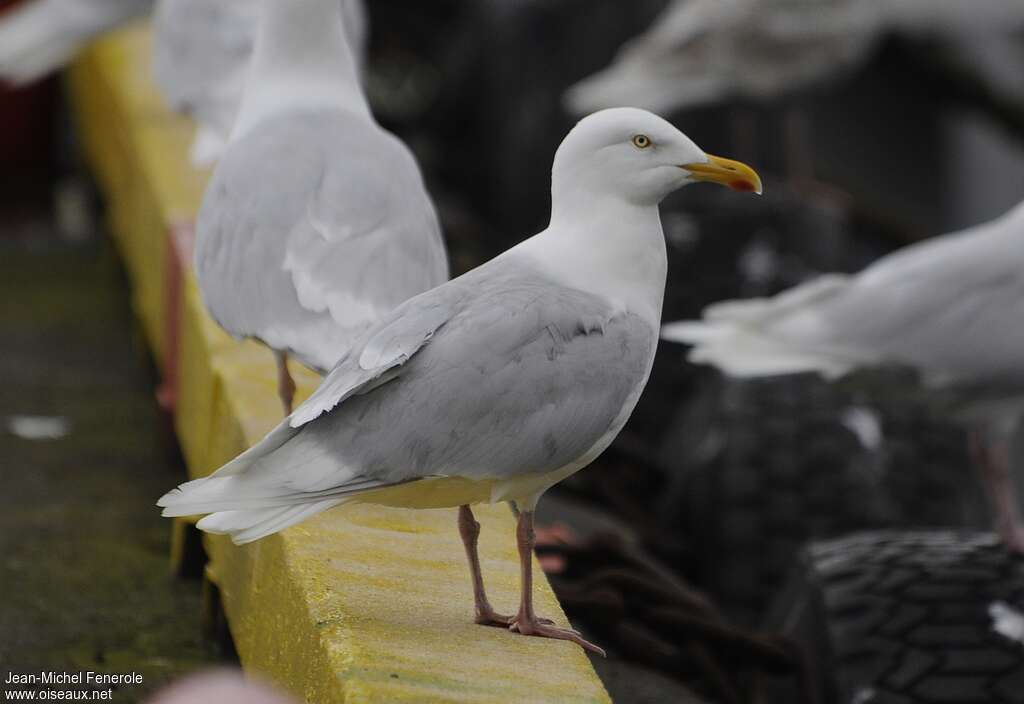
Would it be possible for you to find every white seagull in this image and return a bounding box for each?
[0,0,150,85]
[151,0,367,167]
[159,107,763,654]
[564,0,879,116]
[564,0,1024,117]
[663,202,1024,552]
[194,0,447,414]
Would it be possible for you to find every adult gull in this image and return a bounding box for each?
[161,107,763,653]
[564,0,1024,116]
[194,0,447,414]
[664,202,1024,552]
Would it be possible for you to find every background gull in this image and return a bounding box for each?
[0,0,150,85]
[151,0,367,167]
[564,0,1024,116]
[663,201,1024,552]
[160,107,763,655]
[194,0,447,414]
[566,0,879,117]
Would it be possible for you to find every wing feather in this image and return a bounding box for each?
[160,257,656,520]
[195,112,448,371]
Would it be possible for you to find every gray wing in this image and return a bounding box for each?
[204,257,655,498]
[281,129,448,352]
[194,111,448,371]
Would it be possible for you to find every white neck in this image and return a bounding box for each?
[231,0,369,141]
[518,197,668,327]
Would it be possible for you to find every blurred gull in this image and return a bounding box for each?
[0,0,150,85]
[151,0,366,167]
[565,0,1024,116]
[565,0,878,116]
[160,107,763,654]
[664,202,1024,551]
[194,0,447,414]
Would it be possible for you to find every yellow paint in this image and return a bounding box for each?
[69,22,609,703]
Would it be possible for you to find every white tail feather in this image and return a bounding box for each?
[198,499,345,545]
[661,320,722,344]
[157,474,384,517]
[156,417,392,545]
[685,325,856,379]
[662,274,862,380]
[704,274,850,324]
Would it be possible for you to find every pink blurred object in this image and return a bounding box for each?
[145,669,298,704]
[534,522,578,575]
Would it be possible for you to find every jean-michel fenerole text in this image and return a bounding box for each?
[5,671,143,686]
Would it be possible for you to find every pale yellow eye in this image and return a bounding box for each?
[632,134,651,149]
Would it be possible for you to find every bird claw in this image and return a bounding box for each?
[509,617,605,657]
[476,611,554,627]
[475,610,515,627]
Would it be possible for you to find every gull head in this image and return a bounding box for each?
[552,107,762,207]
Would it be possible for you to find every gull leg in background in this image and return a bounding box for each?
[509,510,605,656]
[274,350,296,416]
[970,428,1024,554]
[458,505,515,627]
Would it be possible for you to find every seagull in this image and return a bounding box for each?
[151,0,367,167]
[564,0,1024,117]
[160,107,763,654]
[194,0,447,414]
[564,0,879,117]
[0,0,150,85]
[663,202,1024,552]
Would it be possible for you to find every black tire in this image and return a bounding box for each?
[768,530,1024,704]
[655,371,988,626]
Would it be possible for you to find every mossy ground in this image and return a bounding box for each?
[0,237,224,701]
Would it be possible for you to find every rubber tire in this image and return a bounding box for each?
[655,371,987,626]
[768,530,1024,704]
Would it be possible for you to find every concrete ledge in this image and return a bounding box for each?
[68,23,609,703]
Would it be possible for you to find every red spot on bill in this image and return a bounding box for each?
[730,180,756,192]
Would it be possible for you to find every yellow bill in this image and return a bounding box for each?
[682,154,763,194]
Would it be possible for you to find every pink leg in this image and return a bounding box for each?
[509,510,605,656]
[970,429,1024,554]
[458,505,515,626]
[274,350,296,416]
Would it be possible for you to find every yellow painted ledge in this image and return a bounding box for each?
[68,22,610,704]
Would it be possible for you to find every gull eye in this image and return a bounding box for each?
[631,134,652,149]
